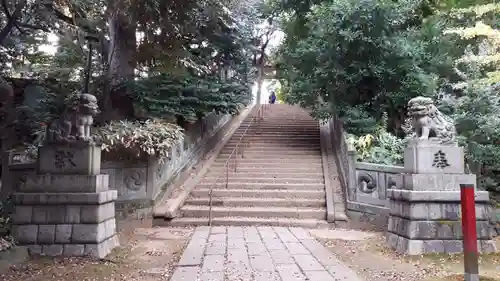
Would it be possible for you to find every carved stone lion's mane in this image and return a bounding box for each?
[407,96,456,145]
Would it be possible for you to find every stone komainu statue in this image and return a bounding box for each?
[45,93,100,144]
[407,96,456,146]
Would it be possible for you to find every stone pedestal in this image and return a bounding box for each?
[11,144,119,258]
[387,142,497,255]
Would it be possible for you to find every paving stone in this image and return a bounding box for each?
[178,238,207,266]
[249,254,275,271]
[293,254,324,271]
[225,264,252,281]
[284,242,310,255]
[276,263,307,281]
[210,226,226,234]
[263,238,286,250]
[192,227,210,240]
[199,271,224,281]
[257,226,278,240]
[289,228,313,240]
[202,254,225,272]
[274,227,299,243]
[301,239,340,266]
[205,241,226,255]
[243,228,261,242]
[169,226,365,281]
[227,238,246,249]
[247,242,268,256]
[209,233,227,242]
[269,250,295,264]
[253,271,281,281]
[303,270,336,281]
[227,226,244,238]
[227,248,250,266]
[170,266,199,281]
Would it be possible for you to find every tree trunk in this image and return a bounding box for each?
[256,64,264,105]
[102,11,137,121]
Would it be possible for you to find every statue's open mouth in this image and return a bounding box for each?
[409,106,427,116]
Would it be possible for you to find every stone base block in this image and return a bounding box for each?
[388,216,492,240]
[21,174,110,193]
[386,232,497,255]
[403,173,476,191]
[389,198,491,221]
[12,218,117,245]
[13,190,117,206]
[38,143,101,175]
[388,189,490,202]
[12,191,117,225]
[27,235,120,259]
[404,143,464,174]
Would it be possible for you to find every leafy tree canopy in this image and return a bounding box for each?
[273,0,454,134]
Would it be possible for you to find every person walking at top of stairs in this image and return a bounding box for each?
[269,92,277,104]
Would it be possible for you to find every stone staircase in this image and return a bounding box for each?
[170,104,330,228]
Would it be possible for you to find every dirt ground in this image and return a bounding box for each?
[0,219,193,281]
[315,230,500,281]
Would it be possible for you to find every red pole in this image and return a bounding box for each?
[460,184,479,281]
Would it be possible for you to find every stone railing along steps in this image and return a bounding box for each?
[160,104,334,228]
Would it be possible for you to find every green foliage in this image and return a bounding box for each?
[0,196,14,251]
[129,73,253,122]
[96,119,185,162]
[346,114,409,165]
[439,83,500,195]
[274,0,454,128]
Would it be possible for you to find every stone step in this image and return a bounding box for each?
[215,154,322,160]
[224,141,321,146]
[207,166,324,173]
[163,217,329,228]
[195,182,325,190]
[219,149,321,155]
[229,135,319,139]
[232,132,320,137]
[180,205,327,220]
[199,177,324,185]
[185,197,326,208]
[213,159,323,165]
[222,145,321,150]
[203,171,324,179]
[233,130,320,134]
[239,121,318,125]
[209,162,323,168]
[191,188,326,199]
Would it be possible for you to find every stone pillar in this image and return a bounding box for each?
[10,93,119,258]
[387,96,497,255]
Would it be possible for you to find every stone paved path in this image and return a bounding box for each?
[170,226,364,281]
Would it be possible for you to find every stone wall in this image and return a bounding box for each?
[348,162,404,215]
[3,113,233,208]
